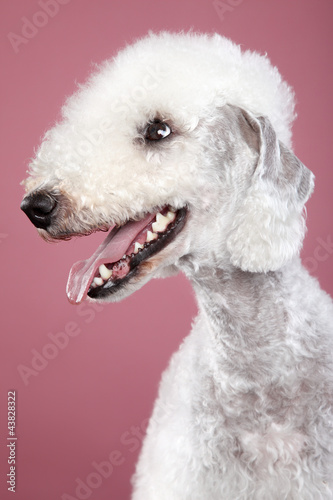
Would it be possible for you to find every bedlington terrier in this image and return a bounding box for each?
[21,32,333,499]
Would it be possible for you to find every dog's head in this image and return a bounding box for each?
[20,32,314,303]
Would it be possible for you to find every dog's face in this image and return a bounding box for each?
[20,33,314,304]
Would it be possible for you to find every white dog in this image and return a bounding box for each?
[21,32,333,499]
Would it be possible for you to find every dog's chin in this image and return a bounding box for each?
[87,209,187,302]
[86,259,169,303]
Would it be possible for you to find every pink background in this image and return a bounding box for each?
[1,1,332,499]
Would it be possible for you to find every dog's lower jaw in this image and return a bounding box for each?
[132,259,333,499]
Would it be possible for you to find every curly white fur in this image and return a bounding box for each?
[22,32,333,499]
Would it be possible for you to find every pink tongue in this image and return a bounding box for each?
[66,213,156,304]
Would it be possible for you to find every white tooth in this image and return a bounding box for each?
[99,264,112,280]
[166,211,176,222]
[93,277,104,286]
[152,213,170,233]
[146,230,158,242]
[134,242,144,254]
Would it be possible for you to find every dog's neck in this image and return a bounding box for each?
[192,266,284,331]
[180,260,289,381]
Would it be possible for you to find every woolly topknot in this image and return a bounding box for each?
[63,31,296,147]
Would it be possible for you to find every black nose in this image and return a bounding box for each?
[21,191,58,229]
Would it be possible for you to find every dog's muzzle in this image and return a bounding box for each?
[20,191,58,230]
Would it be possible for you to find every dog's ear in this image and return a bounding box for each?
[227,109,314,272]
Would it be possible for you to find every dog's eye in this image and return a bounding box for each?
[145,121,172,141]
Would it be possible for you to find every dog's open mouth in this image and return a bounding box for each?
[66,206,187,304]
